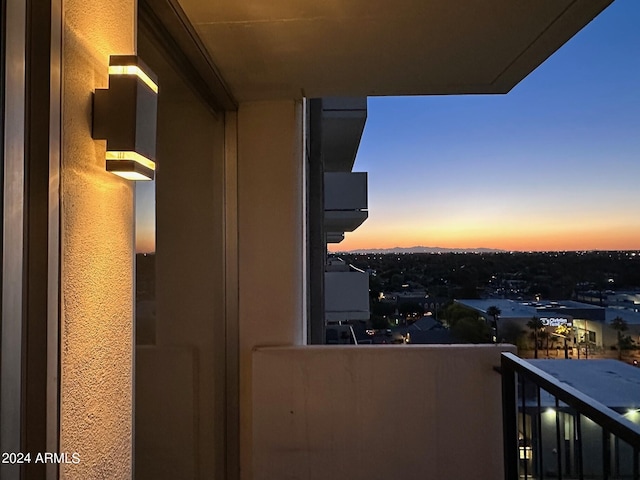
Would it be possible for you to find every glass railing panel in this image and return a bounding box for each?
[517,374,535,479]
[613,436,635,480]
[573,412,604,479]
[536,389,558,479]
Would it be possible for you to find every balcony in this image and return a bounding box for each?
[325,269,369,322]
[321,98,367,173]
[324,210,368,236]
[324,172,367,211]
[252,344,515,480]
[250,347,640,480]
[501,353,640,479]
[324,172,368,235]
[326,232,345,244]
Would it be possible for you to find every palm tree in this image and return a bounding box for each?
[540,329,550,357]
[611,316,629,361]
[555,324,571,359]
[527,316,544,359]
[486,305,501,342]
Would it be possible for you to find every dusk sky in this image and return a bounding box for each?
[332,0,640,253]
[137,0,640,254]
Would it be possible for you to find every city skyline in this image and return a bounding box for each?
[331,0,640,253]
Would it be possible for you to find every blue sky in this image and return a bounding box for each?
[338,0,640,251]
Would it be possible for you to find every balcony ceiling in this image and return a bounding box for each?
[175,0,612,101]
[326,232,345,244]
[325,210,368,233]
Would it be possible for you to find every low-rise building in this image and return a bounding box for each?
[456,298,629,352]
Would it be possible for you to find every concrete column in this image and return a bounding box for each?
[306,99,326,345]
[60,1,136,478]
[237,100,306,479]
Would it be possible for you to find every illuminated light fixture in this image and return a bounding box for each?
[519,446,533,460]
[93,55,158,181]
[108,65,159,94]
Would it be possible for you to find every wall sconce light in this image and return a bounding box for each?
[92,55,158,181]
[518,446,532,460]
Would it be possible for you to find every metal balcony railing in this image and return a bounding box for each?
[501,353,640,480]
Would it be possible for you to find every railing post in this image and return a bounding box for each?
[536,386,545,480]
[576,413,584,480]
[521,378,528,479]
[603,429,611,480]
[502,355,519,480]
[555,398,563,480]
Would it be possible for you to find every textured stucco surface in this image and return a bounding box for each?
[237,101,306,480]
[253,344,517,480]
[60,1,135,478]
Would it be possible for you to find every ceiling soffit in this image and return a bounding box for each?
[174,0,613,101]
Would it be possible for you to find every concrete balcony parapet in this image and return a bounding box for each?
[324,172,367,211]
[324,210,368,234]
[251,344,516,480]
[325,270,369,322]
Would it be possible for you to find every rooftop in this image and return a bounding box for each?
[528,359,640,409]
[605,308,640,325]
[457,298,605,319]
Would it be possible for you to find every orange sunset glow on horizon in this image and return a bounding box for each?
[329,231,640,254]
[329,215,640,253]
[135,2,640,257]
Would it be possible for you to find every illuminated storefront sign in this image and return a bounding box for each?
[540,317,572,327]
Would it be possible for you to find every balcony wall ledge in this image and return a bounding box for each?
[251,343,516,480]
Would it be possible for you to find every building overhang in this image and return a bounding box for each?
[326,232,345,244]
[174,0,613,101]
[325,210,368,234]
[322,98,367,172]
[324,172,368,240]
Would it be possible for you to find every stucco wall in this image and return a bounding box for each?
[253,344,516,480]
[237,101,306,480]
[60,1,135,478]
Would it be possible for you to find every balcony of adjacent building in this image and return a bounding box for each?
[324,171,368,241]
[321,97,367,173]
[325,257,370,324]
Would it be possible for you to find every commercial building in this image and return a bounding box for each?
[456,298,625,351]
[1,1,627,479]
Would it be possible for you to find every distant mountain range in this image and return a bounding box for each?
[338,246,505,254]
